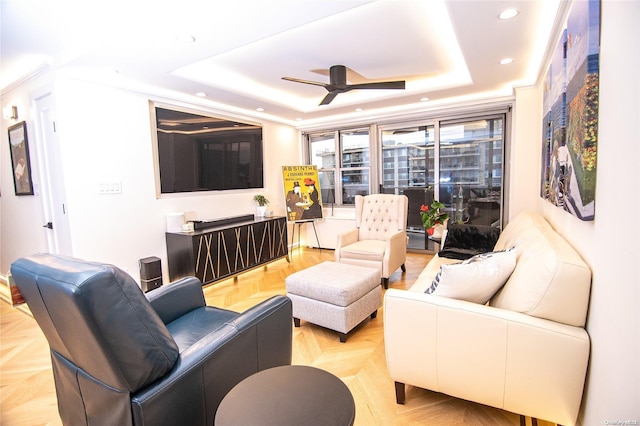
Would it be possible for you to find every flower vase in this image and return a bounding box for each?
[432,223,445,238]
[257,206,267,217]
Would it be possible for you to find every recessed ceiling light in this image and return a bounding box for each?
[195,92,206,97]
[500,58,514,65]
[296,117,303,121]
[499,9,519,20]
[420,97,430,102]
[355,108,363,112]
[256,107,264,112]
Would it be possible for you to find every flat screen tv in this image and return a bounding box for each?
[154,106,263,193]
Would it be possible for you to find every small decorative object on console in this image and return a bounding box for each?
[254,194,270,217]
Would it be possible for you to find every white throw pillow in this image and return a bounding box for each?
[426,248,516,304]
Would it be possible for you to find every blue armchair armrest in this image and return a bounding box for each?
[146,276,206,324]
[131,295,293,425]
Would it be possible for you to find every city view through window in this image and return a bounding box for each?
[306,114,506,251]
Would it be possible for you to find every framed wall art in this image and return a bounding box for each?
[8,121,34,196]
[282,165,323,222]
[540,0,600,221]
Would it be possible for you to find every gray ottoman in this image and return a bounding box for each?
[285,261,381,342]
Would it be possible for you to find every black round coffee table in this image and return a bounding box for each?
[215,365,355,425]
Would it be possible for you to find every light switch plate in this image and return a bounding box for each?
[98,181,122,194]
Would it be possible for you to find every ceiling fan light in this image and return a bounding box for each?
[499,9,519,20]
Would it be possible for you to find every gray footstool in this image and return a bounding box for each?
[285,261,381,342]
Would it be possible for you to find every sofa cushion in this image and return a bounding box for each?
[409,255,459,293]
[425,249,516,304]
[490,222,592,327]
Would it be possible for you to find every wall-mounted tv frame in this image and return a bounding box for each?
[151,104,264,195]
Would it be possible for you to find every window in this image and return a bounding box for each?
[382,126,435,191]
[304,110,508,235]
[340,129,370,204]
[306,128,370,205]
[381,115,506,251]
[439,117,504,225]
[308,132,336,204]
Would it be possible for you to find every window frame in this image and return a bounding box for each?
[303,106,511,210]
[305,126,373,205]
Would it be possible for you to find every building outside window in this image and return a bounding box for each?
[307,128,370,205]
[340,129,370,204]
[308,132,337,205]
[305,112,507,252]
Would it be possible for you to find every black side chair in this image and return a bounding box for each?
[10,253,292,425]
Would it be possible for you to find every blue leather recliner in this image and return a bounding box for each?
[10,253,293,425]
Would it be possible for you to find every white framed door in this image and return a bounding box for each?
[33,93,72,255]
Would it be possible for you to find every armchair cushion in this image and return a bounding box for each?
[163,306,238,352]
[356,194,407,241]
[337,239,386,261]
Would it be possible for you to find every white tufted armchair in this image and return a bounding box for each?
[335,194,408,289]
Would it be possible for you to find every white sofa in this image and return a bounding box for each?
[384,211,592,426]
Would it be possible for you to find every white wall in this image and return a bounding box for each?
[1,77,301,279]
[514,2,640,424]
[561,2,639,423]
[0,72,52,272]
[509,85,543,220]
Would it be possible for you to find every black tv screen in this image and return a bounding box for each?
[154,107,264,193]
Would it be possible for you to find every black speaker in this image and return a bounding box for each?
[139,256,162,292]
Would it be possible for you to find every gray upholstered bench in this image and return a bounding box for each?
[285,261,381,342]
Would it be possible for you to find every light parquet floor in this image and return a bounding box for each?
[0,249,554,425]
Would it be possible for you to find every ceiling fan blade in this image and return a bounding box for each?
[349,81,406,90]
[283,65,406,106]
[282,77,327,87]
[319,92,339,106]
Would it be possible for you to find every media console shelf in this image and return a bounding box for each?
[166,215,288,285]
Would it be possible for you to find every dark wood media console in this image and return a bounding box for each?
[166,215,288,285]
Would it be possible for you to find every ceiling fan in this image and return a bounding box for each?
[282,65,406,106]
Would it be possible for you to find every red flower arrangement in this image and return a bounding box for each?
[420,200,449,235]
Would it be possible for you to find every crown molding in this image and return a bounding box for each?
[0,63,51,97]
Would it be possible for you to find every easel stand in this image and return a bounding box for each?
[290,220,321,255]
